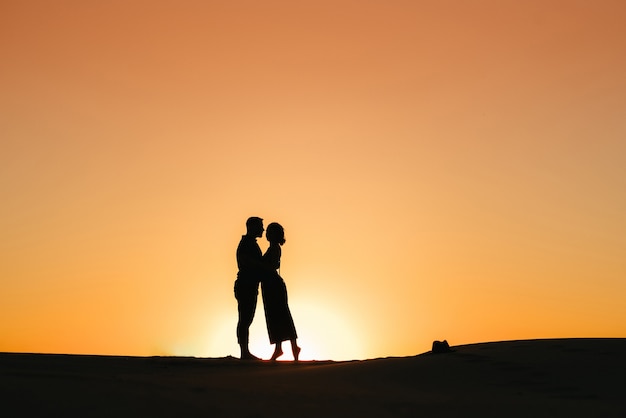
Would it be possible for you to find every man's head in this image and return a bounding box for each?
[245,216,264,238]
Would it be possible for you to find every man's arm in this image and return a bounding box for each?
[237,240,271,272]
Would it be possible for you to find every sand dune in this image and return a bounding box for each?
[2,338,625,417]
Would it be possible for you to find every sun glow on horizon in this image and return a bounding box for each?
[202,299,366,361]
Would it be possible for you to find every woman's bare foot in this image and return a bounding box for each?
[270,348,283,361]
[294,346,301,362]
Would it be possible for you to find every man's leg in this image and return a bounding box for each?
[236,284,259,360]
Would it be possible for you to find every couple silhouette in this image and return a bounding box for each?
[234,217,300,361]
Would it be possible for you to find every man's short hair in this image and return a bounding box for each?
[246,217,263,229]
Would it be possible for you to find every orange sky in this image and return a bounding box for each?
[2,0,625,360]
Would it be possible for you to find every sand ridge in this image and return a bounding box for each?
[2,338,625,417]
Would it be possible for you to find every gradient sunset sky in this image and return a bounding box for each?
[2,0,625,360]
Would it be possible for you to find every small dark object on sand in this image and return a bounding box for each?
[432,340,453,354]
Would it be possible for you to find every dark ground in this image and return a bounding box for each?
[2,338,625,417]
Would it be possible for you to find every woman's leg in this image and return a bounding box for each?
[290,339,301,361]
[271,342,283,361]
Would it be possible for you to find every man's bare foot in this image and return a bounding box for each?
[240,352,261,361]
[294,346,301,362]
[270,348,283,361]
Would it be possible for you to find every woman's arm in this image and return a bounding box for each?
[263,245,281,270]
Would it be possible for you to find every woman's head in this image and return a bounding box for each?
[266,222,286,245]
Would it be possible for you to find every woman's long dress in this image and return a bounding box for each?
[261,244,297,344]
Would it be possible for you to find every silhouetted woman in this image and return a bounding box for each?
[261,222,300,361]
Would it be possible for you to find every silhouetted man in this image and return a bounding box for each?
[234,216,265,360]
